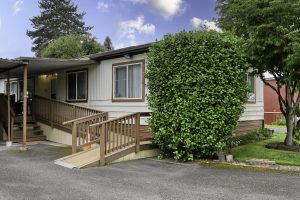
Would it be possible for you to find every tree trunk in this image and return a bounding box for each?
[285,110,294,146]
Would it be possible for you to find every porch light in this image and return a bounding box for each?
[124,54,132,59]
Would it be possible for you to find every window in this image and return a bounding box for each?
[113,61,144,101]
[245,73,255,102]
[5,81,18,102]
[67,70,87,101]
[51,77,57,99]
[19,78,35,100]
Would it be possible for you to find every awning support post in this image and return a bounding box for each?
[6,71,12,147]
[21,64,28,151]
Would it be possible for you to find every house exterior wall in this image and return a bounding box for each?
[240,75,264,122]
[35,75,51,99]
[35,53,264,135]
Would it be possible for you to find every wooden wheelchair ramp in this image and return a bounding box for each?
[54,142,137,169]
[55,113,142,169]
[55,147,101,169]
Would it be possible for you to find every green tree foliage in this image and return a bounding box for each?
[104,36,114,51]
[40,34,106,59]
[27,0,93,55]
[216,0,300,146]
[146,31,248,160]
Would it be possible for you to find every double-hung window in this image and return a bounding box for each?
[113,61,144,101]
[67,70,87,101]
[245,73,255,102]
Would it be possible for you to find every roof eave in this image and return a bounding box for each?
[89,43,152,61]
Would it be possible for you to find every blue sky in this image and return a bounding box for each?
[0,0,218,59]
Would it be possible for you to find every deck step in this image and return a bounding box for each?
[11,118,47,143]
[12,135,47,142]
[14,116,35,123]
[15,124,40,130]
[13,129,44,136]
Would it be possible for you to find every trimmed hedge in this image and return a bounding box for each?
[146,31,248,160]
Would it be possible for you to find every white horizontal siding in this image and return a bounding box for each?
[34,53,264,125]
[240,76,264,121]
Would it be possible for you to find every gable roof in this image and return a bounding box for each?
[0,43,152,79]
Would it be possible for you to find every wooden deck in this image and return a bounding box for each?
[2,95,154,167]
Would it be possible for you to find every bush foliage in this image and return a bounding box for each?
[233,128,274,146]
[146,31,248,160]
[40,34,106,59]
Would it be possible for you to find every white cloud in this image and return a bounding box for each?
[123,0,148,4]
[118,15,155,46]
[190,17,222,32]
[151,0,185,19]
[115,43,125,49]
[124,0,186,20]
[12,0,24,15]
[97,1,110,11]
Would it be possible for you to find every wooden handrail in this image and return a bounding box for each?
[71,112,109,154]
[89,113,136,127]
[0,94,16,117]
[63,112,108,125]
[0,94,15,141]
[89,113,141,166]
[34,95,99,113]
[33,95,103,132]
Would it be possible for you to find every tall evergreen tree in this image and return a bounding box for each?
[27,0,93,55]
[103,36,114,51]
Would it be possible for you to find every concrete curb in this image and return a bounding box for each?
[200,160,300,172]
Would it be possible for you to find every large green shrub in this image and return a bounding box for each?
[146,31,248,160]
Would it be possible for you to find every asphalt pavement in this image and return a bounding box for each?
[0,143,299,200]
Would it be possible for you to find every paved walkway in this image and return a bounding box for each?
[0,143,300,200]
[265,125,287,133]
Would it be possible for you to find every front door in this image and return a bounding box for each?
[17,78,35,116]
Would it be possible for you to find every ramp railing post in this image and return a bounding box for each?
[72,122,77,154]
[100,124,106,166]
[135,113,140,153]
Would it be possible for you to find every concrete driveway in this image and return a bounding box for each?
[0,143,300,200]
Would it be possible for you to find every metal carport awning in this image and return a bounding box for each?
[0,57,96,79]
[0,57,97,149]
[0,58,28,149]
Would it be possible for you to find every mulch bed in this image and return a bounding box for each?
[266,142,300,152]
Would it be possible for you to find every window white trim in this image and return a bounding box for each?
[245,73,256,103]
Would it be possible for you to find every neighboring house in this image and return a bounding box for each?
[264,78,284,124]
[0,43,264,167]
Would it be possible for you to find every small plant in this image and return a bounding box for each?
[235,128,274,145]
[273,116,286,126]
[294,130,300,146]
[224,136,240,154]
[259,128,274,138]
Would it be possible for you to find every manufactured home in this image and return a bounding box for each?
[0,43,264,167]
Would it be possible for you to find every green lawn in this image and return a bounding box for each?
[265,124,286,129]
[232,134,300,166]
